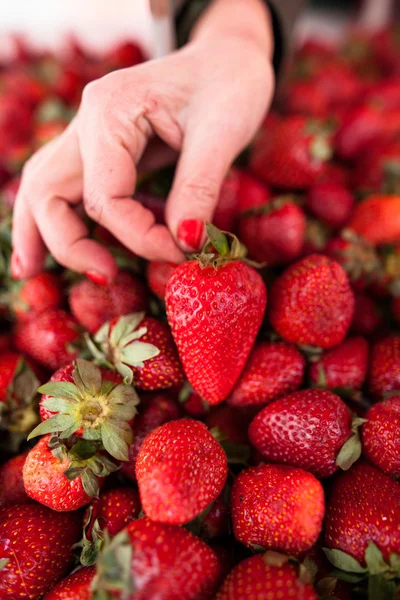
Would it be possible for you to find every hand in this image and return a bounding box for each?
[12,31,274,282]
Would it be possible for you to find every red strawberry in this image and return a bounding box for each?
[181,386,210,418]
[9,271,62,322]
[283,80,329,117]
[305,182,354,230]
[146,261,177,300]
[135,418,228,524]
[165,225,266,404]
[352,140,400,194]
[0,451,30,507]
[213,167,242,232]
[231,464,324,553]
[250,116,333,189]
[269,254,354,349]
[362,78,400,110]
[69,271,148,335]
[0,174,20,207]
[121,392,180,481]
[85,486,141,539]
[206,404,254,444]
[349,194,400,246]
[236,170,271,213]
[90,313,184,390]
[199,491,230,539]
[228,342,305,407]
[372,26,400,75]
[107,40,145,69]
[369,335,400,398]
[324,461,400,565]
[216,554,317,600]
[0,503,81,600]
[334,104,384,160]
[14,308,81,371]
[362,396,400,477]
[91,517,222,599]
[248,389,361,478]
[351,292,382,335]
[43,566,95,600]
[309,336,369,392]
[238,195,306,266]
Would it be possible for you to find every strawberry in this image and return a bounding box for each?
[238,195,306,266]
[324,461,400,565]
[43,566,95,600]
[351,292,383,335]
[334,104,384,160]
[269,254,354,349]
[165,225,266,404]
[305,181,354,230]
[283,80,329,116]
[135,418,228,524]
[228,342,305,407]
[198,491,230,539]
[7,271,63,322]
[308,336,369,392]
[248,389,362,478]
[362,78,400,110]
[180,385,210,418]
[69,271,149,335]
[14,308,82,371]
[0,503,81,600]
[231,464,324,553]
[349,194,400,246]
[236,170,272,213]
[88,313,184,390]
[362,396,400,477]
[206,404,253,444]
[0,450,29,507]
[91,517,222,599]
[85,486,141,538]
[369,335,400,398]
[352,140,400,195]
[146,261,177,300]
[250,116,333,189]
[121,392,180,481]
[213,167,242,232]
[107,40,145,69]
[23,432,121,511]
[216,553,317,600]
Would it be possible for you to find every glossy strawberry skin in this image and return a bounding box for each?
[362,396,400,477]
[43,566,95,600]
[121,392,180,482]
[23,435,98,511]
[0,451,30,508]
[166,261,266,404]
[231,464,324,554]
[248,389,352,478]
[0,351,23,402]
[126,517,222,600]
[69,271,148,335]
[228,342,305,408]
[324,461,400,563]
[305,181,354,230]
[269,254,354,349]
[14,308,81,371]
[85,487,141,539]
[146,261,177,300]
[369,336,400,398]
[135,419,228,525]
[12,272,63,322]
[349,194,400,246]
[216,555,317,600]
[0,503,81,600]
[308,336,369,390]
[334,104,384,160]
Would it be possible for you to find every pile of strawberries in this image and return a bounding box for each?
[2,24,400,600]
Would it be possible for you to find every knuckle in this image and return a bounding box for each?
[180,178,220,209]
[81,79,106,109]
[84,191,105,223]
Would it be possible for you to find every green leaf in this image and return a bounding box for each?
[220,440,250,465]
[368,574,396,600]
[106,419,134,444]
[80,469,100,498]
[74,359,102,396]
[330,569,365,583]
[0,558,9,570]
[120,342,160,368]
[42,397,75,413]
[262,551,291,567]
[109,404,137,422]
[27,413,78,440]
[119,326,148,347]
[93,322,110,344]
[101,379,117,396]
[115,361,134,385]
[69,440,98,461]
[82,429,102,441]
[365,542,389,575]
[38,381,79,401]
[205,223,229,256]
[107,383,139,408]
[315,577,337,597]
[109,313,145,346]
[323,548,367,573]
[91,530,134,597]
[335,432,362,471]
[389,553,400,574]
[64,465,85,481]
[101,422,130,461]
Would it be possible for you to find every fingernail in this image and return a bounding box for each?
[177,219,204,252]
[85,270,109,286]
[11,253,23,279]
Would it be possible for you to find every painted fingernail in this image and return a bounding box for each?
[85,270,109,286]
[177,219,204,252]
[11,253,23,279]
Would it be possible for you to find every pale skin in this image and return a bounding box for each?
[11,0,275,283]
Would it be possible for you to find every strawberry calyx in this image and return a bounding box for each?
[335,414,367,471]
[90,529,134,600]
[337,230,383,283]
[194,222,250,269]
[312,364,362,402]
[262,551,314,586]
[86,313,160,385]
[0,357,40,434]
[75,505,105,567]
[28,359,139,461]
[0,558,9,570]
[209,426,250,466]
[382,160,400,195]
[239,195,300,219]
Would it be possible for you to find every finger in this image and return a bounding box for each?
[11,198,46,278]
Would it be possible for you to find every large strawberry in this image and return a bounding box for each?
[6,271,63,322]
[349,194,400,246]
[135,418,228,524]
[43,566,96,600]
[216,553,317,600]
[0,450,29,507]
[369,335,400,398]
[88,313,184,390]
[231,464,324,553]
[14,308,82,370]
[228,341,305,407]
[362,396,400,477]
[248,389,362,478]
[0,503,81,600]
[69,271,148,334]
[250,115,333,189]
[269,254,354,349]
[165,224,266,404]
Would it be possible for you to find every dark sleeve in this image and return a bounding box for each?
[175,0,307,76]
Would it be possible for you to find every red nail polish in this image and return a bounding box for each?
[11,253,22,279]
[85,270,109,286]
[177,219,204,252]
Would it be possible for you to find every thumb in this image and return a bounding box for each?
[165,118,243,252]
